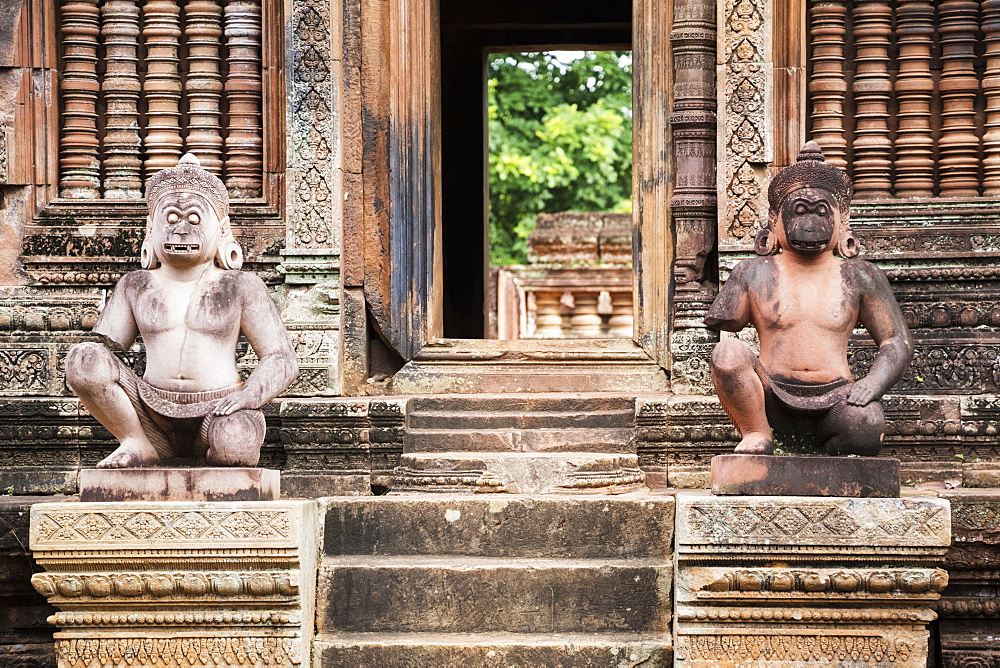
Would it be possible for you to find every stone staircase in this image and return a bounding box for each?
[313,493,675,667]
[394,394,645,494]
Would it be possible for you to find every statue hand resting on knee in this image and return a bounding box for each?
[66,154,298,469]
[705,142,913,457]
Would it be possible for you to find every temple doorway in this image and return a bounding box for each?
[438,1,633,339]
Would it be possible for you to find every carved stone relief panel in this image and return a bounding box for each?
[717,0,772,249]
[29,501,317,667]
[279,0,343,395]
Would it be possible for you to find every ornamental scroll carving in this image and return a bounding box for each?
[676,635,914,663]
[32,508,293,545]
[719,0,771,246]
[682,498,949,545]
[56,637,299,666]
[287,0,335,248]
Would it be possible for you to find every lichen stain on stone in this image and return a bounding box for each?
[444,509,461,523]
[488,499,509,513]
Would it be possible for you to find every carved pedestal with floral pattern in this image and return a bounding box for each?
[28,500,317,667]
[674,492,951,667]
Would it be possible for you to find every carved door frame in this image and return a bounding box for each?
[355,0,676,394]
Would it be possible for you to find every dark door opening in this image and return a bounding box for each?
[439,0,632,338]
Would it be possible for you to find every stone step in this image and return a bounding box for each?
[393,451,645,494]
[404,427,634,453]
[322,493,675,558]
[313,632,672,667]
[408,394,637,415]
[408,408,634,430]
[316,556,673,634]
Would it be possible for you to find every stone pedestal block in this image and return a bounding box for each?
[29,500,317,667]
[674,492,950,667]
[935,489,1000,666]
[79,468,280,502]
[711,455,901,497]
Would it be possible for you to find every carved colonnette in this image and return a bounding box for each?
[935,489,1000,666]
[674,493,951,667]
[29,501,317,667]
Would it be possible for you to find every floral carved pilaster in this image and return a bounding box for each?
[280,0,342,395]
[717,0,771,250]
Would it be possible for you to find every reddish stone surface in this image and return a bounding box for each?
[79,467,280,501]
[711,454,900,497]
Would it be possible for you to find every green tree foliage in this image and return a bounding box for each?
[489,51,633,265]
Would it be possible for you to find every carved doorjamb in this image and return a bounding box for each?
[351,0,675,394]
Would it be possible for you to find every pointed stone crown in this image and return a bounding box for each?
[145,153,229,218]
[767,141,853,216]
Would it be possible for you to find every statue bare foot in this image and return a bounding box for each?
[97,439,160,469]
[734,432,774,455]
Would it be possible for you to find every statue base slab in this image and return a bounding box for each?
[711,454,900,498]
[79,467,280,502]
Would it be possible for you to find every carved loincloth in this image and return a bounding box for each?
[734,355,862,452]
[114,357,246,460]
[767,375,851,414]
[745,354,851,414]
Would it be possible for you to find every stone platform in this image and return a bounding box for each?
[674,492,950,667]
[79,467,280,502]
[711,454,901,497]
[29,500,316,666]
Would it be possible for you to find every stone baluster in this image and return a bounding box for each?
[101,0,143,198]
[533,290,564,339]
[58,0,102,198]
[570,291,603,338]
[224,0,264,198]
[184,0,225,174]
[607,291,634,338]
[808,0,849,169]
[938,0,982,196]
[983,0,1000,194]
[894,0,936,197]
[850,0,893,197]
[142,0,184,175]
